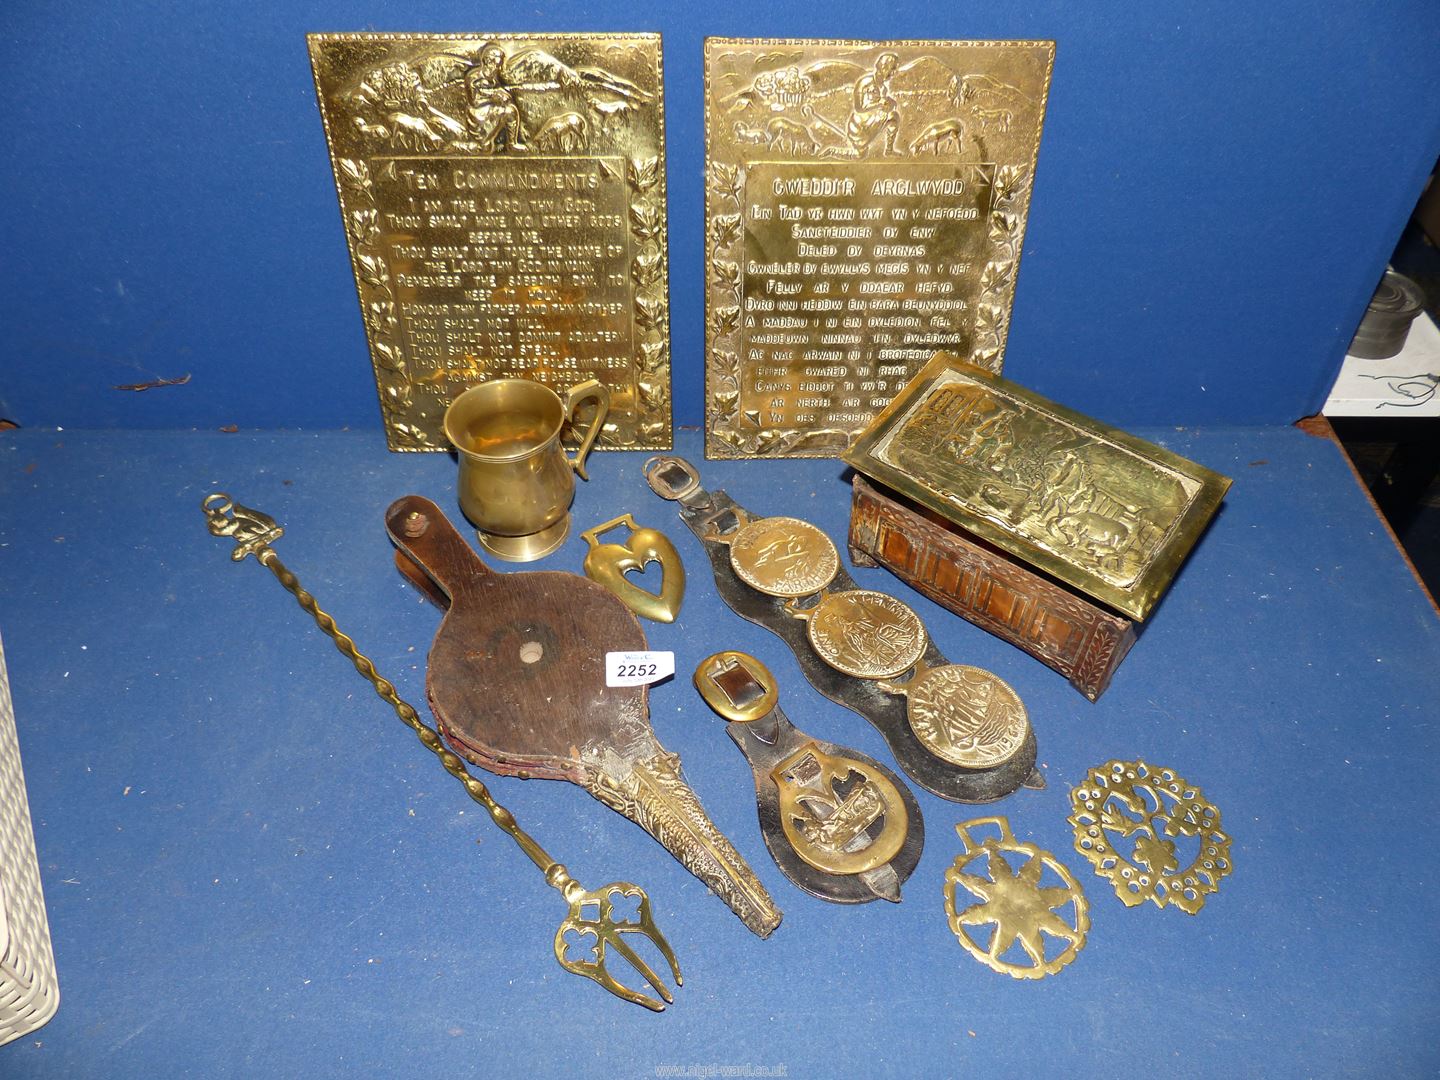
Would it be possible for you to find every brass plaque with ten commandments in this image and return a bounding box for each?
[310,33,672,451]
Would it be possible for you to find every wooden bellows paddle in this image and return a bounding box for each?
[384,495,781,938]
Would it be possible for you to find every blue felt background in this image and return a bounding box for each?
[2,4,1440,1075]
[2,2,1439,431]
[1,427,1439,1077]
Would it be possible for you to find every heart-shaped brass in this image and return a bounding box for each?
[581,514,686,623]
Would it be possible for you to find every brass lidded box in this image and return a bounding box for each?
[843,353,1231,698]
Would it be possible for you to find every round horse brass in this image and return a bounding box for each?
[906,665,1029,769]
[804,590,927,680]
[729,517,840,598]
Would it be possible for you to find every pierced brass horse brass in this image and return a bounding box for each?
[1067,760,1232,914]
[945,817,1088,979]
[694,650,923,903]
[309,33,672,451]
[770,745,907,876]
[581,514,686,623]
[704,37,1054,458]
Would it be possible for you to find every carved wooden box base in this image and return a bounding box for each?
[848,476,1136,701]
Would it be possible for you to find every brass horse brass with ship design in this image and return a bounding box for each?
[310,33,672,451]
[845,354,1233,621]
[694,650,923,902]
[879,661,1030,769]
[704,38,1054,458]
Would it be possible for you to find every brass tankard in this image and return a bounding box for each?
[444,378,610,561]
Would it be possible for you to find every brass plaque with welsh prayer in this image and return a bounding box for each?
[309,33,672,451]
[704,38,1053,458]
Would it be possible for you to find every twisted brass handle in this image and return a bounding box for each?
[202,494,681,1010]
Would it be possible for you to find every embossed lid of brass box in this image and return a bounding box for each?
[843,354,1232,621]
[309,33,671,452]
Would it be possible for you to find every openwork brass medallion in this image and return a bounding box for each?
[309,33,672,451]
[1067,760,1232,914]
[725,516,841,597]
[881,662,1028,768]
[945,817,1088,979]
[704,37,1054,458]
[771,744,908,876]
[788,589,926,679]
[845,354,1233,620]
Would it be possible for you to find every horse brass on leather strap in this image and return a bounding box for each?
[309,33,672,451]
[694,649,921,899]
[770,745,908,876]
[879,661,1030,769]
[785,589,927,679]
[706,512,841,597]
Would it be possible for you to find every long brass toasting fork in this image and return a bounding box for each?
[202,494,682,1011]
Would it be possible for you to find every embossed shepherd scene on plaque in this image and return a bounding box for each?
[310,33,671,451]
[704,38,1054,458]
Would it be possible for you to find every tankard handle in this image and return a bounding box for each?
[563,379,611,481]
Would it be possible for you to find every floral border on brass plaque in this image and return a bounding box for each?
[704,38,1053,459]
[310,33,671,451]
[844,354,1232,622]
